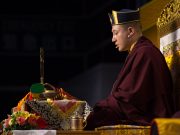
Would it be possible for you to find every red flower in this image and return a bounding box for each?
[16,117,26,126]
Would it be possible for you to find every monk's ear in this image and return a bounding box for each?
[127,26,135,38]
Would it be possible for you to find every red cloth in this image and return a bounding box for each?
[85,36,175,130]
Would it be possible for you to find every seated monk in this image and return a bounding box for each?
[84,9,175,130]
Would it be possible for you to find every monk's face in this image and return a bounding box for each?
[111,25,130,51]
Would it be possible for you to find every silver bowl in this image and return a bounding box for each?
[42,90,58,99]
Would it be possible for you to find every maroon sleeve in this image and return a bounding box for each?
[94,47,153,115]
[112,47,153,105]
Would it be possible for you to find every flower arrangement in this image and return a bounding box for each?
[1,111,47,133]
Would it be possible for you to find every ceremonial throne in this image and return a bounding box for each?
[150,0,180,134]
[157,0,180,111]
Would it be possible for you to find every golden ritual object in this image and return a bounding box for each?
[38,48,63,100]
[38,47,77,100]
[70,112,87,130]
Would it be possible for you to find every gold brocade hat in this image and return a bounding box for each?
[108,9,140,25]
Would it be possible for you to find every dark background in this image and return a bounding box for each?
[0,0,151,121]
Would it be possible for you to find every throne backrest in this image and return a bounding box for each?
[157,0,180,110]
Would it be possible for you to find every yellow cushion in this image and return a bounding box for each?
[152,118,180,135]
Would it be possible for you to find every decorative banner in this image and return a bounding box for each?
[157,0,180,110]
[160,27,180,69]
[160,27,180,111]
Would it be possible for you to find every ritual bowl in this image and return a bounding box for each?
[42,90,58,99]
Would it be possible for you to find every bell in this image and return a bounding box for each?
[70,112,87,130]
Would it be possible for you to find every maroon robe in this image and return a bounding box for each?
[85,36,175,130]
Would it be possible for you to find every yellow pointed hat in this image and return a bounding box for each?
[108,9,140,25]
